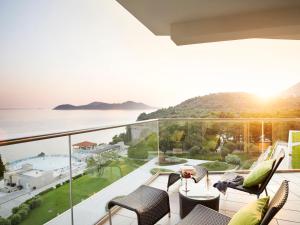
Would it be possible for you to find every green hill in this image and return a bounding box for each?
[137,92,300,120]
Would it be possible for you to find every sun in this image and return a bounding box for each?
[254,89,279,101]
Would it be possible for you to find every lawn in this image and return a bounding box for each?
[292,145,300,169]
[199,161,236,171]
[157,157,188,166]
[292,132,300,143]
[166,152,222,161]
[19,158,145,225]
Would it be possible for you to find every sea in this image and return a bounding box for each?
[0,109,153,162]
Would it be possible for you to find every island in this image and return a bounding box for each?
[53,101,155,110]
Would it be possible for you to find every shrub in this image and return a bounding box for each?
[12,207,19,214]
[199,148,209,155]
[19,204,30,213]
[73,174,82,180]
[39,187,53,195]
[0,217,10,225]
[225,154,241,165]
[29,197,42,209]
[206,140,217,152]
[10,214,21,225]
[18,209,28,220]
[220,147,231,160]
[223,141,237,152]
[241,160,254,169]
[247,143,259,152]
[189,146,200,156]
[128,147,148,159]
[199,161,235,171]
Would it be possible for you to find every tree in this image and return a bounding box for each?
[88,151,120,176]
[0,155,5,178]
[110,126,132,145]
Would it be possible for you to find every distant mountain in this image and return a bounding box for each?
[281,82,300,97]
[54,101,155,110]
[137,91,300,120]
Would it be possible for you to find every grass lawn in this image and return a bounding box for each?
[165,152,222,161]
[157,158,188,166]
[292,132,300,143]
[292,145,300,169]
[20,158,145,225]
[199,161,236,171]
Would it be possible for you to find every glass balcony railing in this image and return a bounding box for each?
[0,118,299,225]
[158,118,300,172]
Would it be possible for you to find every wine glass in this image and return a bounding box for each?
[182,171,191,192]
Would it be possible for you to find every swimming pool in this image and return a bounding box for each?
[8,155,86,171]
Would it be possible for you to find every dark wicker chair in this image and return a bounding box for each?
[167,166,208,191]
[177,180,289,225]
[107,185,170,225]
[167,173,181,191]
[229,150,285,198]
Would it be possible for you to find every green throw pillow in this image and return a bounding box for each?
[243,159,274,188]
[228,197,270,225]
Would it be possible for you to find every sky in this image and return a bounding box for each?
[0,0,300,109]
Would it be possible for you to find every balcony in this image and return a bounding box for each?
[0,118,299,225]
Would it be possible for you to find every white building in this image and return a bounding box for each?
[4,164,55,190]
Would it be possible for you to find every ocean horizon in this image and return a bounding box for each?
[0,109,153,162]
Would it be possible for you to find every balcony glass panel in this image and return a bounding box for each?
[0,137,71,225]
[45,121,159,225]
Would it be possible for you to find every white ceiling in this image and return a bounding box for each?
[116,0,300,45]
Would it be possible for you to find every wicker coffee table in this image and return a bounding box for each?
[179,179,220,218]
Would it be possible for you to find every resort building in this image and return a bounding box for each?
[72,141,97,151]
[4,164,55,190]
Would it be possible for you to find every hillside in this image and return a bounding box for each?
[137,92,300,120]
[54,101,155,110]
[281,82,300,97]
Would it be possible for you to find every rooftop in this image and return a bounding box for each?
[21,169,45,178]
[72,141,97,148]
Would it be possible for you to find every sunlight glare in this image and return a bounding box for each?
[254,88,279,101]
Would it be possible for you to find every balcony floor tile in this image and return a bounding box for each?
[103,172,300,225]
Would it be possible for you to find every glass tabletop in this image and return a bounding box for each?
[179,178,220,200]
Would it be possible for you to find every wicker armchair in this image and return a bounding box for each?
[107,185,170,225]
[229,150,285,198]
[167,166,208,191]
[177,180,289,225]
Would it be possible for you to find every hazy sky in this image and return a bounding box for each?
[1,0,300,109]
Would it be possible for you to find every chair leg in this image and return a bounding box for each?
[265,188,268,196]
[109,209,112,225]
[168,212,171,218]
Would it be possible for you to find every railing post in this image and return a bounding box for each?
[157,120,160,166]
[68,135,74,225]
[243,121,249,153]
[261,120,264,153]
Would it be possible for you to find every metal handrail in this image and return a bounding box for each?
[0,119,158,146]
[158,117,300,122]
